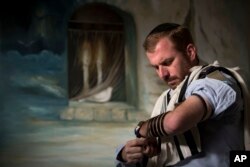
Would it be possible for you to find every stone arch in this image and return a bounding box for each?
[67,3,138,107]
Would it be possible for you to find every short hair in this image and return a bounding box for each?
[143,23,194,53]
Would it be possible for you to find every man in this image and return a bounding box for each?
[115,23,248,167]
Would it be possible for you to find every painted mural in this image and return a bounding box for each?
[0,1,133,167]
[1,0,250,167]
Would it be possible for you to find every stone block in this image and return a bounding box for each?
[74,108,94,121]
[60,107,75,120]
[111,108,127,121]
[94,108,112,121]
[127,111,150,122]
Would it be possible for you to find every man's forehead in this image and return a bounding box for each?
[155,37,175,51]
[147,38,175,56]
[146,50,174,65]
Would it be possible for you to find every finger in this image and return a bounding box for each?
[142,145,149,154]
[126,139,147,151]
[126,158,142,164]
[142,145,159,157]
[125,143,144,152]
[126,152,144,163]
[142,145,151,155]
[131,138,147,146]
[146,137,158,145]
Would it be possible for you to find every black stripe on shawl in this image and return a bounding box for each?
[183,130,199,155]
[173,136,184,160]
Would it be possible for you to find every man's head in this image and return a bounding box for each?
[143,23,199,89]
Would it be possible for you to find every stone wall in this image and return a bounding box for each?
[84,0,250,114]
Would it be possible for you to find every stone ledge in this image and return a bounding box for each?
[59,102,150,122]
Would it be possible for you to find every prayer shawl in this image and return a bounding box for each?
[146,61,250,167]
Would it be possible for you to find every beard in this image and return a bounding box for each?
[163,76,184,89]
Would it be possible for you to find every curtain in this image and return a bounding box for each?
[68,29,125,102]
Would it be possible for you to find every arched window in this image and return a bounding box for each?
[68,3,126,103]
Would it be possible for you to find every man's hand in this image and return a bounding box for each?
[143,137,160,158]
[121,138,160,164]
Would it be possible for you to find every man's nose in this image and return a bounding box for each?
[158,65,169,79]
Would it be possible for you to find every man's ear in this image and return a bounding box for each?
[186,43,197,61]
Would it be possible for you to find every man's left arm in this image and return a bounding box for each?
[137,77,238,138]
[138,94,211,138]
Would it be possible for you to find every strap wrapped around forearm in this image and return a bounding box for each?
[147,112,168,138]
